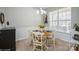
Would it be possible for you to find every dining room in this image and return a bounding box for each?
[15,7,74,51]
[0,7,79,51]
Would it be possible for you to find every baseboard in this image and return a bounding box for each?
[16,37,27,41]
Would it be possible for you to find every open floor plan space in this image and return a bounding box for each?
[0,7,79,51]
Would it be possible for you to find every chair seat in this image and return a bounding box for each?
[32,30,54,51]
[33,40,46,45]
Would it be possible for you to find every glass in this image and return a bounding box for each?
[52,11,58,21]
[49,7,71,33]
[59,12,63,20]
[67,11,71,20]
[59,21,66,27]
[52,21,57,26]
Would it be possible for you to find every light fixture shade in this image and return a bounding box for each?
[36,8,47,15]
[36,10,40,14]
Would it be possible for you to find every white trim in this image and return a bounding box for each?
[54,30,71,35]
[16,37,27,41]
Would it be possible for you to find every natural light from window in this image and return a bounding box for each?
[49,8,71,34]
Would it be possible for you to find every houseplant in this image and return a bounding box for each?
[73,24,79,31]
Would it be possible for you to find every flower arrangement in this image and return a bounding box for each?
[38,23,45,29]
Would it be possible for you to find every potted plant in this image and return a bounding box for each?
[73,24,79,31]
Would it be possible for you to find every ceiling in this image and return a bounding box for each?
[34,7,63,10]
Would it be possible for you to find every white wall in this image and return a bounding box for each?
[0,7,6,29]
[71,7,79,28]
[5,7,42,40]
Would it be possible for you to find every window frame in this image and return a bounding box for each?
[49,8,71,34]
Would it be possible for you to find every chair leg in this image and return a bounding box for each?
[53,38,55,49]
[33,43,36,51]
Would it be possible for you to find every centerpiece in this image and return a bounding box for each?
[38,22,45,31]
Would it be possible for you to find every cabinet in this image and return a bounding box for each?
[0,27,16,51]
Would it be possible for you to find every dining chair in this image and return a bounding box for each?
[43,31,55,48]
[32,32,48,51]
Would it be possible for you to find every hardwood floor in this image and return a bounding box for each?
[16,38,73,51]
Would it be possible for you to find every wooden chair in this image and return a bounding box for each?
[32,33,48,51]
[43,31,55,48]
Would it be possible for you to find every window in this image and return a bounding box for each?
[49,8,71,33]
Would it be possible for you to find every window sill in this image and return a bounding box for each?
[54,30,71,35]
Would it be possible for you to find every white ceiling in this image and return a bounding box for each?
[34,7,63,10]
[34,7,48,10]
